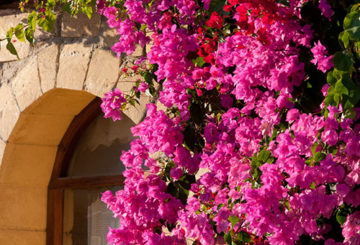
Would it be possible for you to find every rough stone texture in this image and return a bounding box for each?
[0,185,47,230]
[0,144,57,187]
[57,43,92,90]
[102,25,118,48]
[117,80,137,93]
[0,11,30,62]
[0,83,20,141]
[85,49,120,97]
[0,230,45,245]
[0,61,20,84]
[123,96,150,124]
[62,13,101,38]
[132,45,144,57]
[37,44,59,92]
[11,57,42,111]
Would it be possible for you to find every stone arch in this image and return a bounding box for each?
[0,87,147,244]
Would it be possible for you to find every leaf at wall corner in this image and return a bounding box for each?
[6,41,19,60]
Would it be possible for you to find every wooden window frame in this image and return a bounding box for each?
[46,97,125,245]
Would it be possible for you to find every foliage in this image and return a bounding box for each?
[6,0,360,244]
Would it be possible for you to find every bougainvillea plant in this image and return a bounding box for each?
[6,0,360,244]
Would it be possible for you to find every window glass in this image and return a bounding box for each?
[67,115,135,177]
[63,114,134,245]
[63,187,121,245]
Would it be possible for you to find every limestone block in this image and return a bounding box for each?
[101,24,118,48]
[24,88,95,115]
[0,230,45,245]
[117,81,136,93]
[62,13,101,38]
[132,45,144,57]
[0,143,57,187]
[57,43,92,90]
[123,96,150,124]
[155,100,168,112]
[37,44,59,92]
[8,113,74,146]
[0,12,30,62]
[0,185,47,230]
[12,57,42,111]
[85,49,120,97]
[0,83,20,140]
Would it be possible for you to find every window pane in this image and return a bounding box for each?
[63,187,121,245]
[67,115,134,177]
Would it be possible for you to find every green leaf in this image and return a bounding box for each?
[335,79,349,95]
[192,56,205,67]
[309,182,316,190]
[314,152,326,162]
[324,86,336,106]
[28,11,37,31]
[6,41,19,59]
[24,28,34,45]
[284,199,291,210]
[311,142,318,156]
[258,149,271,163]
[209,0,226,16]
[348,85,360,105]
[228,216,239,228]
[333,52,352,71]
[224,232,232,245]
[144,71,152,83]
[339,31,350,49]
[82,5,93,19]
[343,11,360,41]
[14,24,25,42]
[6,28,14,40]
[336,209,348,226]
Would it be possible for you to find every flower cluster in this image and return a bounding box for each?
[97,0,360,244]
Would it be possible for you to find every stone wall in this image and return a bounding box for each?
[0,8,150,245]
[0,9,149,163]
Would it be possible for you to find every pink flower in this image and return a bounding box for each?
[311,41,333,73]
[170,167,183,180]
[319,0,333,20]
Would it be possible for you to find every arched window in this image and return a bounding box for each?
[47,98,134,245]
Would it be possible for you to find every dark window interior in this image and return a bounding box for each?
[0,0,19,9]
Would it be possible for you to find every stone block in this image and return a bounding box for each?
[0,143,57,187]
[0,230,45,245]
[116,81,136,93]
[101,24,118,48]
[8,113,74,146]
[37,44,59,92]
[0,12,30,62]
[0,185,47,230]
[85,49,120,97]
[62,13,101,38]
[57,43,92,90]
[123,96,150,124]
[0,83,20,140]
[132,45,144,57]
[11,57,42,111]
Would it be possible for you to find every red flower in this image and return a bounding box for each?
[206,12,223,29]
[224,4,232,12]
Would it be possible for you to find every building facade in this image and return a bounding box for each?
[0,6,149,245]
